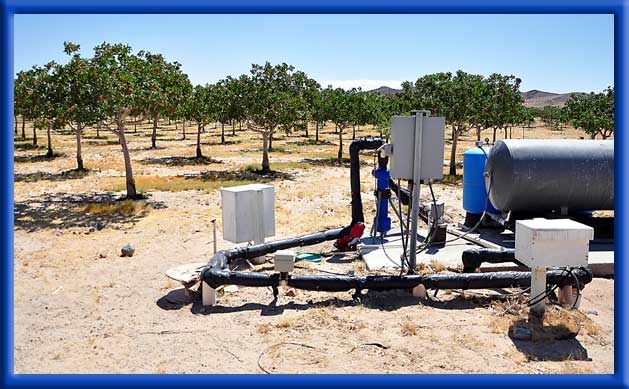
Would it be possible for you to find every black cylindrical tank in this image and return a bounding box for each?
[484,139,614,212]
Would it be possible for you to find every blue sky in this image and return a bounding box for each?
[14,13,613,93]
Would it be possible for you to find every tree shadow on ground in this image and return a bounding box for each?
[14,152,65,163]
[14,142,45,151]
[285,139,335,146]
[301,157,361,168]
[508,317,590,361]
[14,168,91,183]
[201,140,242,146]
[139,156,223,167]
[129,146,167,151]
[190,168,294,182]
[14,191,166,232]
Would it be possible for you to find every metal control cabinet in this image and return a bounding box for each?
[221,184,275,244]
[390,113,445,180]
[515,218,593,269]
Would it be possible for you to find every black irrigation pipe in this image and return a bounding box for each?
[461,248,521,273]
[201,267,592,293]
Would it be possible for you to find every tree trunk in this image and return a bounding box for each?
[97,123,100,138]
[239,121,242,131]
[305,120,309,137]
[221,122,225,144]
[151,115,158,149]
[449,127,459,176]
[268,132,273,151]
[196,123,203,158]
[492,127,497,144]
[182,120,186,140]
[134,116,137,133]
[352,124,356,140]
[337,127,343,162]
[33,126,37,145]
[21,116,25,139]
[315,120,319,143]
[46,126,53,157]
[117,121,137,199]
[261,132,270,173]
[476,126,482,142]
[14,115,17,135]
[76,123,84,170]
[232,121,235,136]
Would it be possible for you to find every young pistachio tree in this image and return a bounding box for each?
[30,62,65,157]
[59,42,102,170]
[322,87,354,162]
[564,87,614,139]
[224,76,246,136]
[310,87,326,143]
[185,84,214,158]
[91,43,165,199]
[241,62,313,173]
[212,79,232,144]
[14,69,38,143]
[143,52,190,149]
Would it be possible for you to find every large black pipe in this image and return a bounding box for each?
[202,267,592,292]
[207,227,346,269]
[462,248,520,272]
[349,137,386,224]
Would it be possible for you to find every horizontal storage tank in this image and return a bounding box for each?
[485,139,614,212]
[463,147,498,215]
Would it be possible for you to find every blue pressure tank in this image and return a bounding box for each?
[373,167,391,233]
[463,147,498,215]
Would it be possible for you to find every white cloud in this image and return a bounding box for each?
[321,79,403,91]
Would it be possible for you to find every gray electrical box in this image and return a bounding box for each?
[389,112,445,180]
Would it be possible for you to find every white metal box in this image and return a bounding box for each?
[515,218,594,269]
[274,250,295,272]
[389,114,445,180]
[221,184,275,244]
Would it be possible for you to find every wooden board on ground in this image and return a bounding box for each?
[165,262,207,284]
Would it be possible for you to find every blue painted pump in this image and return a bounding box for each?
[463,147,498,215]
[373,167,392,234]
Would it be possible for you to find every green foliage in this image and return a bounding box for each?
[564,87,614,139]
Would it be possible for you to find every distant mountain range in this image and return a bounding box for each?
[368,86,581,108]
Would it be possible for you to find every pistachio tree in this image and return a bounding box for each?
[322,87,354,162]
[564,87,614,139]
[14,69,38,142]
[184,84,214,158]
[58,42,102,170]
[91,43,164,199]
[30,62,65,157]
[143,52,191,149]
[241,62,313,173]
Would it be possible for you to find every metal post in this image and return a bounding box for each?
[408,111,425,271]
[251,189,266,265]
[211,219,217,254]
[530,267,547,316]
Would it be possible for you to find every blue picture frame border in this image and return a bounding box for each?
[0,1,626,388]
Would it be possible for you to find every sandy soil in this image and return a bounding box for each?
[13,120,614,374]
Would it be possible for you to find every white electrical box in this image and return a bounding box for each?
[274,250,295,272]
[389,113,445,180]
[221,184,275,244]
[515,218,594,269]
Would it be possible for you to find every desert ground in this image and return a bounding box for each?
[13,120,613,374]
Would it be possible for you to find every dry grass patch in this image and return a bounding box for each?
[103,175,257,193]
[489,299,601,341]
[257,306,366,336]
[400,321,418,336]
[80,199,151,216]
